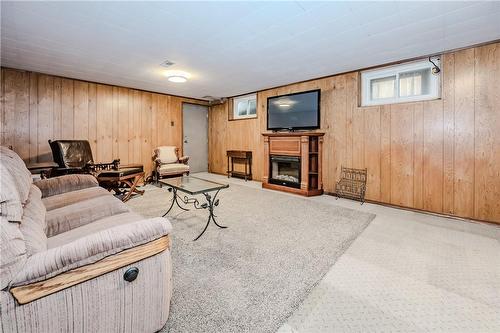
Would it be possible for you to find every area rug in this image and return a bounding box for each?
[127,182,375,333]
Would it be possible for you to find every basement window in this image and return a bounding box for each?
[361,59,440,106]
[232,94,257,120]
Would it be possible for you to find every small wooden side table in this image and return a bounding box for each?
[227,150,252,181]
[97,167,145,202]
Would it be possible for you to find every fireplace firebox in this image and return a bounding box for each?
[269,155,301,189]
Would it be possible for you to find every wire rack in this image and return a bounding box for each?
[335,166,367,204]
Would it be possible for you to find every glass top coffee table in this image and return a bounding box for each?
[159,176,229,240]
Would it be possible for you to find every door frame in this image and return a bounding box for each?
[181,102,209,172]
[180,101,208,154]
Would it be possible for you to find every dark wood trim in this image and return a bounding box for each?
[263,182,323,196]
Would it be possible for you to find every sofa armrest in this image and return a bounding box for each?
[178,156,189,164]
[11,217,172,287]
[34,174,98,198]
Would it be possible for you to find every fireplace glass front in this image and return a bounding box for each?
[269,155,301,188]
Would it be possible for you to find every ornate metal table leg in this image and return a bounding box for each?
[162,188,189,217]
[193,189,227,241]
[194,215,212,241]
[208,190,227,229]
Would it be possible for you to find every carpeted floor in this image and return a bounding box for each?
[127,182,375,333]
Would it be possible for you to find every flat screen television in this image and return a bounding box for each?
[267,89,320,131]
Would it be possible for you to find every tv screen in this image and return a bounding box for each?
[267,89,320,130]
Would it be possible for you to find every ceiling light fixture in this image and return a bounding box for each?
[164,70,191,83]
[168,75,188,83]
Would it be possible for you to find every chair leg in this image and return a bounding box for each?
[122,175,145,202]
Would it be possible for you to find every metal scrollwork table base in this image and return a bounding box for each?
[160,176,229,241]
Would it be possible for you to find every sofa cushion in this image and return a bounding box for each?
[42,186,110,211]
[159,163,189,175]
[46,195,130,237]
[0,146,32,204]
[20,185,47,255]
[48,212,144,248]
[156,146,178,164]
[0,163,23,222]
[34,174,98,198]
[0,217,27,289]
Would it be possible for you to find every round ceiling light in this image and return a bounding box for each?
[164,70,191,83]
[167,75,187,83]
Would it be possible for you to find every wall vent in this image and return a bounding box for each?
[203,96,227,106]
[160,60,175,68]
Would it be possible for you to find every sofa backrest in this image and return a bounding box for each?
[0,217,27,290]
[20,185,48,255]
[0,147,31,289]
[0,146,32,205]
[0,147,47,288]
[49,140,94,168]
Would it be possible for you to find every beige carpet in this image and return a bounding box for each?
[127,182,375,333]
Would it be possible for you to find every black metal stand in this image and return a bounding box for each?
[162,188,227,240]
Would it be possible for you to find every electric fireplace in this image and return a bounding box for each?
[269,155,301,189]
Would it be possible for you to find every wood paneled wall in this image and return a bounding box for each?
[208,42,500,224]
[0,68,207,177]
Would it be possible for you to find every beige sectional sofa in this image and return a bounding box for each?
[0,146,173,332]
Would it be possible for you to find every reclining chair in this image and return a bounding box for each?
[153,146,190,183]
[0,146,172,332]
[48,140,122,176]
[49,140,145,201]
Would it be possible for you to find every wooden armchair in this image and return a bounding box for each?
[153,146,190,183]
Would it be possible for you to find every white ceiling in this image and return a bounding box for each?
[2,1,500,99]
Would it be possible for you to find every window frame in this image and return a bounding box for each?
[232,94,257,120]
[360,59,440,107]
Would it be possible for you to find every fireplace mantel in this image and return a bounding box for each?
[262,132,324,196]
[261,131,325,137]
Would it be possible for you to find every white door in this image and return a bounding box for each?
[182,103,208,173]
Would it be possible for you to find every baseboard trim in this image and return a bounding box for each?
[325,192,500,226]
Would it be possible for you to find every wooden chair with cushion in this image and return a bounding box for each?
[153,146,190,183]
